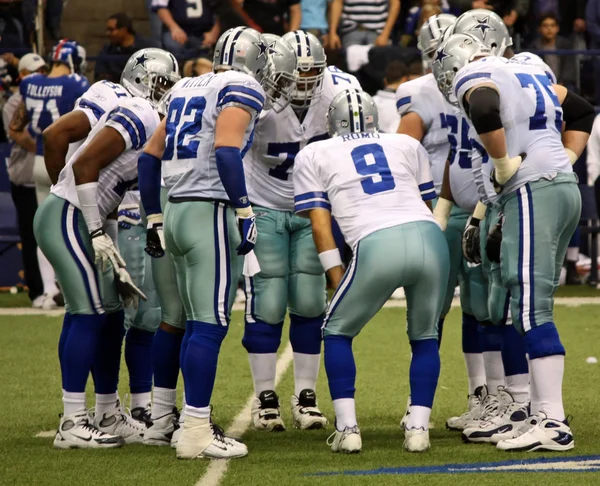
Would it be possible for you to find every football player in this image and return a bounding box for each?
[436,31,593,451]
[10,39,89,310]
[137,27,297,459]
[294,89,449,453]
[242,30,361,432]
[34,50,179,449]
[396,14,496,429]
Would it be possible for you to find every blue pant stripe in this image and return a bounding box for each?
[222,205,231,326]
[526,184,536,328]
[213,203,222,326]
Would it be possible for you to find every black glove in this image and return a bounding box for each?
[486,215,503,263]
[145,222,165,258]
[462,216,482,264]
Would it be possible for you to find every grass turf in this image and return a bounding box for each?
[1,306,599,486]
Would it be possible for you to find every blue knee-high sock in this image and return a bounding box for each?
[479,324,503,352]
[62,314,107,393]
[93,310,125,395]
[409,339,440,408]
[323,334,355,400]
[525,322,565,359]
[501,325,529,376]
[182,321,228,408]
[125,327,155,394]
[58,312,74,385]
[242,320,283,353]
[180,323,193,372]
[289,313,323,355]
[437,318,445,349]
[462,313,482,353]
[152,327,184,389]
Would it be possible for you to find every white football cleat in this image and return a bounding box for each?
[327,425,362,453]
[41,292,58,310]
[251,390,286,432]
[400,396,411,429]
[462,385,501,431]
[31,295,45,309]
[462,387,528,444]
[496,413,574,452]
[176,416,248,459]
[53,411,124,449]
[144,408,179,446]
[291,389,328,430]
[131,403,153,427]
[93,400,146,444]
[446,386,483,431]
[404,428,430,452]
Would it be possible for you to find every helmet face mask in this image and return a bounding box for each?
[327,88,379,137]
[261,33,299,113]
[282,30,327,109]
[121,48,180,109]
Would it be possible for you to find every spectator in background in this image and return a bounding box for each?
[530,13,576,89]
[146,0,163,47]
[531,0,587,38]
[327,0,400,48]
[152,0,220,59]
[95,13,153,83]
[231,0,301,35]
[182,56,212,77]
[3,53,47,307]
[373,60,405,132]
[301,0,328,37]
[449,0,529,32]
[587,0,600,103]
[401,1,445,47]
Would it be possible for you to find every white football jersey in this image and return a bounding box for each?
[454,56,571,196]
[66,81,132,162]
[163,71,265,201]
[294,132,437,249]
[372,88,400,133]
[441,101,480,212]
[52,97,159,225]
[509,52,557,84]
[244,66,361,212]
[396,73,450,196]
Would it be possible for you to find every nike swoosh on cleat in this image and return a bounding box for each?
[553,431,574,445]
[72,434,92,442]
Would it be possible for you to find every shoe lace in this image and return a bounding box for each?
[326,431,337,446]
[479,396,500,421]
[211,422,227,444]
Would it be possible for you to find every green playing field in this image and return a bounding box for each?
[1,299,599,486]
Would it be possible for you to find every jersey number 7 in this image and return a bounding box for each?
[515,73,562,132]
[164,96,206,161]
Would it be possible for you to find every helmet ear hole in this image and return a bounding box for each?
[135,77,141,83]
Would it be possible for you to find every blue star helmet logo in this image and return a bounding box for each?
[266,41,282,57]
[132,52,153,70]
[435,48,450,66]
[254,41,269,59]
[470,16,496,40]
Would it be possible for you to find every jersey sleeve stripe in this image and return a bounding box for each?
[219,94,263,114]
[107,107,147,150]
[294,200,331,212]
[418,181,435,192]
[295,191,329,203]
[454,72,492,97]
[421,190,437,201]
[396,96,411,110]
[77,99,105,121]
[218,85,265,106]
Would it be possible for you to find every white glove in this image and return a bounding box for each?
[491,154,523,186]
[115,267,147,309]
[91,230,126,272]
[433,197,453,232]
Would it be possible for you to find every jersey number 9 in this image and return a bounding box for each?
[351,143,396,195]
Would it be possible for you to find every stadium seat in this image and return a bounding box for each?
[579,185,600,286]
[0,192,20,256]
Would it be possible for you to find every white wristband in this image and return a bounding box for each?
[318,249,343,272]
[473,201,488,221]
[147,213,164,227]
[76,182,103,234]
[565,148,578,165]
[236,206,254,219]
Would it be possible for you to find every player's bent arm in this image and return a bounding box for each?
[397,112,425,141]
[138,118,166,219]
[72,127,126,234]
[309,208,345,289]
[433,157,454,231]
[553,84,595,163]
[43,111,92,184]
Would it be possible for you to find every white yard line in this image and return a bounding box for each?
[5,297,600,318]
[35,430,56,438]
[195,342,294,486]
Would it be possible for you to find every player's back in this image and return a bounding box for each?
[20,73,90,155]
[164,71,265,201]
[295,132,437,248]
[455,57,571,193]
[395,73,450,194]
[53,96,159,222]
